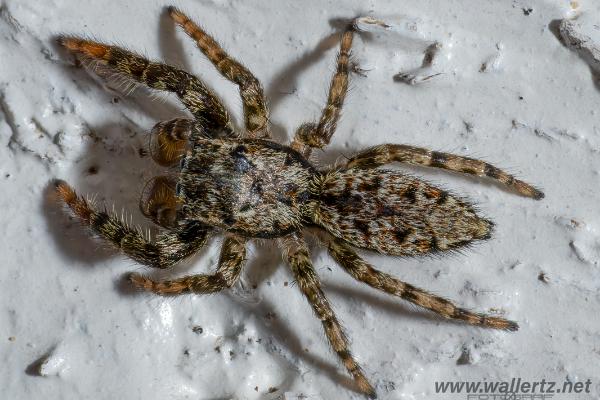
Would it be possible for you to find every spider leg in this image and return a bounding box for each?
[327,237,518,331]
[346,144,544,199]
[59,37,235,136]
[291,23,354,157]
[129,235,246,295]
[280,233,376,398]
[55,180,208,269]
[168,7,270,139]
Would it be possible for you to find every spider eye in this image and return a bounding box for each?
[139,176,178,227]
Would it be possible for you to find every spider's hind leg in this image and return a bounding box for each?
[55,181,208,269]
[346,144,544,199]
[327,237,518,331]
[168,7,270,138]
[280,233,377,398]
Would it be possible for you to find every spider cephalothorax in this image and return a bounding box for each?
[55,7,543,398]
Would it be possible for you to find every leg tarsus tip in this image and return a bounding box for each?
[533,190,545,200]
[506,320,519,332]
[128,272,148,289]
[51,178,67,189]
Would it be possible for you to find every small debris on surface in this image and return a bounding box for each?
[538,272,550,284]
[456,347,473,365]
[265,311,277,320]
[422,42,440,67]
[268,386,278,393]
[569,237,600,266]
[569,241,586,263]
[352,16,390,32]
[86,165,98,175]
[283,393,313,400]
[522,8,533,16]
[351,62,371,77]
[555,216,584,230]
[479,43,504,73]
[395,42,443,85]
[559,17,600,77]
[29,348,68,377]
[8,336,15,342]
[192,326,203,334]
[533,128,554,142]
[511,119,564,142]
[394,71,442,85]
[382,380,396,392]
[488,307,506,315]
[463,120,474,133]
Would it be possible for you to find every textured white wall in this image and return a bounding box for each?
[1,1,599,399]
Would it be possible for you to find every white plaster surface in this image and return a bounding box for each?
[1,1,600,399]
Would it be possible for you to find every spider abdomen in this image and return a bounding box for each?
[314,168,493,256]
[177,138,316,238]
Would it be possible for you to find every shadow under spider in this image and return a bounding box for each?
[158,6,193,73]
[229,293,358,394]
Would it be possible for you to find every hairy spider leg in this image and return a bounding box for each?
[129,236,246,294]
[281,233,377,398]
[168,6,270,139]
[291,24,354,157]
[55,181,208,269]
[346,144,544,199]
[59,37,235,136]
[327,237,518,330]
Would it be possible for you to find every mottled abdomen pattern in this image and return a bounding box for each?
[314,168,493,256]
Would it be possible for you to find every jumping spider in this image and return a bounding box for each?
[55,7,543,398]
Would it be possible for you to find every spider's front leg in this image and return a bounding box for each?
[327,237,519,331]
[291,23,355,157]
[130,235,246,295]
[55,181,207,269]
[168,7,270,139]
[280,233,376,398]
[346,144,544,199]
[59,37,235,136]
